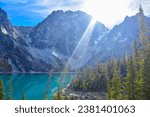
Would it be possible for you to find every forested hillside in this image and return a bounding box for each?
[69,6,150,100]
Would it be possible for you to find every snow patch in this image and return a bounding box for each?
[26,46,63,66]
[1,25,8,35]
[52,51,61,59]
[12,28,19,39]
[98,31,109,41]
[114,32,122,41]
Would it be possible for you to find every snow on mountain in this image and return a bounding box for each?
[29,10,108,68]
[0,8,54,72]
[1,8,108,71]
[0,7,150,72]
[52,51,61,59]
[1,25,8,35]
[86,14,150,65]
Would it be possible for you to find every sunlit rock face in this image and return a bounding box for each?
[29,10,108,69]
[30,10,108,57]
[0,8,53,72]
[0,8,108,72]
[1,7,149,72]
[87,14,150,65]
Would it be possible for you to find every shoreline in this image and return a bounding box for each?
[61,84,106,100]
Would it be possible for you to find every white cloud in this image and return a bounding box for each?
[129,0,150,16]
[26,0,140,28]
[25,0,84,17]
[1,0,150,28]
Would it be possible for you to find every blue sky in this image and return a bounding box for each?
[0,0,149,28]
[0,0,84,26]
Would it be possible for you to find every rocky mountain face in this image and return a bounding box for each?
[0,8,149,72]
[87,14,150,64]
[0,8,108,72]
[29,10,108,68]
[30,10,108,56]
[0,8,54,72]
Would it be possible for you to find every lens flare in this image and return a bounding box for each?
[66,18,96,69]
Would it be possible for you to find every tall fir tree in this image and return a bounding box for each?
[106,79,111,100]
[138,5,150,100]
[0,79,5,100]
[143,45,150,99]
[135,60,144,99]
[121,53,127,78]
[110,60,121,100]
[7,79,13,100]
[138,5,149,48]
[22,89,26,100]
[124,56,136,100]
[133,40,144,99]
[53,81,63,100]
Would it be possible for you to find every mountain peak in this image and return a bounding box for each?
[46,10,91,20]
[0,8,8,22]
[50,10,64,16]
[0,7,6,14]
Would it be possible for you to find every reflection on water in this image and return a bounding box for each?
[0,73,74,100]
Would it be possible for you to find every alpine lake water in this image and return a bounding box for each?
[0,73,75,100]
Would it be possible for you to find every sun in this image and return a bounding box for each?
[81,0,132,29]
[82,0,100,21]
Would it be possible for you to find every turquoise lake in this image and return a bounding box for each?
[0,73,74,100]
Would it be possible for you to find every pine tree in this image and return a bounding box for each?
[110,60,121,100]
[124,56,136,100]
[7,79,13,100]
[43,72,52,100]
[43,94,48,100]
[138,5,150,100]
[120,53,127,78]
[53,81,63,100]
[106,79,111,100]
[143,46,150,99]
[138,5,149,48]
[22,90,26,100]
[0,79,5,100]
[57,82,61,99]
[134,40,140,71]
[132,40,144,99]
[135,60,144,99]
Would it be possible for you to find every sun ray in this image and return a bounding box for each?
[58,18,96,85]
[66,18,96,69]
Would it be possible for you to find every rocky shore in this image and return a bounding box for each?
[61,85,106,100]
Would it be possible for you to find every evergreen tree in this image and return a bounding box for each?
[134,40,140,71]
[110,61,121,100]
[57,82,61,99]
[120,53,127,78]
[133,40,144,99]
[53,81,63,100]
[124,56,136,100]
[0,79,5,100]
[135,60,144,99]
[106,79,111,100]
[22,90,26,100]
[7,79,13,100]
[43,94,48,100]
[138,5,150,100]
[138,5,149,48]
[143,46,150,99]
